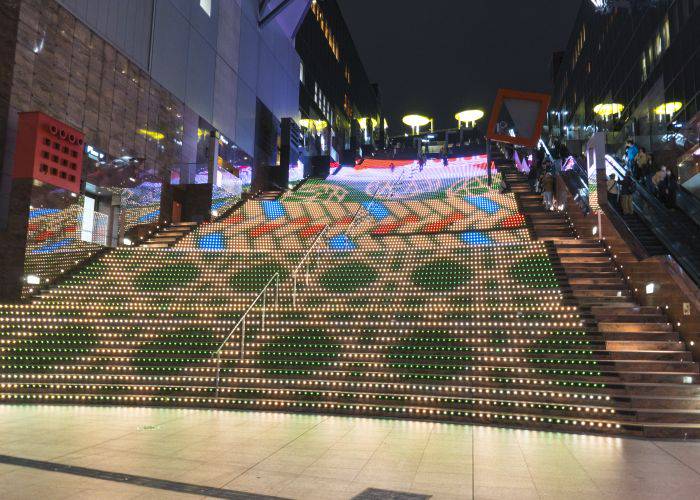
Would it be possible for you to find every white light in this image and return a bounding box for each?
[646,283,655,294]
[199,0,211,16]
[212,210,219,217]
[26,275,41,285]
[123,238,133,246]
[683,376,693,384]
[592,226,598,236]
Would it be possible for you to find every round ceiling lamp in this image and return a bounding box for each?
[402,114,431,135]
[455,109,485,127]
[593,103,624,118]
[653,102,682,116]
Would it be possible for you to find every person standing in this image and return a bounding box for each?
[625,139,639,176]
[635,147,650,180]
[652,165,668,197]
[542,172,554,210]
[620,172,636,215]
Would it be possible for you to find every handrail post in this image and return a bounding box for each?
[262,288,267,333]
[214,351,221,398]
[293,275,297,306]
[240,316,246,360]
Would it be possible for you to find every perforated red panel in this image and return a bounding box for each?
[14,112,84,193]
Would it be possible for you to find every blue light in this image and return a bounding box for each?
[262,201,285,220]
[211,200,227,210]
[138,210,160,223]
[328,234,356,251]
[465,196,501,215]
[197,232,225,251]
[29,208,61,219]
[362,202,390,220]
[460,231,494,246]
[32,239,72,253]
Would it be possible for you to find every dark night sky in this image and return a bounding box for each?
[338,0,583,136]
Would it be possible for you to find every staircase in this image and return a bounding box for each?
[256,189,285,201]
[2,160,699,438]
[503,165,700,437]
[139,222,198,249]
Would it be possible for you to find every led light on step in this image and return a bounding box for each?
[25,275,41,285]
[645,283,655,295]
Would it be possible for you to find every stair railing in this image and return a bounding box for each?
[291,225,329,306]
[213,271,280,397]
[346,170,408,236]
[290,168,410,306]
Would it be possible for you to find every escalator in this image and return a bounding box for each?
[605,155,700,286]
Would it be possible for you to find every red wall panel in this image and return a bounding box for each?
[13,112,84,193]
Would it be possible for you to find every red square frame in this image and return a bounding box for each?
[486,89,551,148]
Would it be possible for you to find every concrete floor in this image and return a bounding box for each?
[0,406,699,499]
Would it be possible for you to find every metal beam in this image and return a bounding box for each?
[258,0,293,28]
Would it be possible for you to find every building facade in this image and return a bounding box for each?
[548,0,699,180]
[0,0,308,299]
[295,0,382,163]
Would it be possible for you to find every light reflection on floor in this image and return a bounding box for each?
[0,405,699,499]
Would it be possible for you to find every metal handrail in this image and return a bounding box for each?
[212,271,280,397]
[346,170,408,235]
[606,154,700,286]
[291,225,329,305]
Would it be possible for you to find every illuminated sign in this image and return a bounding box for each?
[85,144,105,161]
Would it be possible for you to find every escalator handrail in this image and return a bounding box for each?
[676,185,700,230]
[605,155,700,244]
[606,155,700,286]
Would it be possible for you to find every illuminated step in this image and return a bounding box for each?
[0,392,628,434]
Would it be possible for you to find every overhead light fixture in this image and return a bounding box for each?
[299,119,327,131]
[455,109,485,127]
[402,114,431,135]
[654,102,682,116]
[137,129,165,140]
[593,103,624,118]
[357,117,379,131]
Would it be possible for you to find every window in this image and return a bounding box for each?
[640,17,671,82]
[310,0,340,61]
[199,0,211,16]
[572,24,586,70]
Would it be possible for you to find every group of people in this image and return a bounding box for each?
[607,139,679,215]
[527,156,556,210]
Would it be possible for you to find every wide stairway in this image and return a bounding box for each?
[1,157,699,438]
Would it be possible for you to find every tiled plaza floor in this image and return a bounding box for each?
[0,405,699,499]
